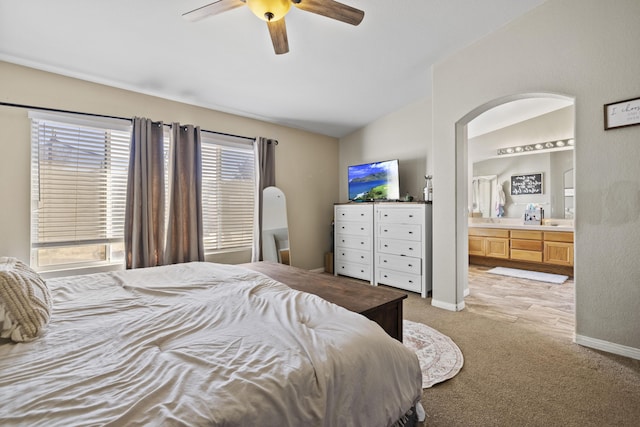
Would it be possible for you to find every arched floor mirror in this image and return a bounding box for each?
[262,186,290,265]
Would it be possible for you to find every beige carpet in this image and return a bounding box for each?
[401,292,640,427]
[403,320,464,388]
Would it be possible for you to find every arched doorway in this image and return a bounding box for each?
[453,93,576,312]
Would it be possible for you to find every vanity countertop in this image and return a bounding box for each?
[468,219,574,232]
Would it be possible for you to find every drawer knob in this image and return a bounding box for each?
[408,280,413,284]
[384,244,389,248]
[384,275,388,278]
[360,256,364,259]
[408,264,413,267]
[408,231,413,235]
[409,214,413,218]
[384,260,387,263]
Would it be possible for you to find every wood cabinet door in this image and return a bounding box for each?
[544,241,574,266]
[486,238,509,258]
[468,236,485,256]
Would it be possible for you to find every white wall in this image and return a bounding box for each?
[468,105,574,218]
[0,61,339,271]
[432,0,640,355]
[468,106,574,162]
[473,150,573,219]
[339,96,432,203]
[339,0,640,358]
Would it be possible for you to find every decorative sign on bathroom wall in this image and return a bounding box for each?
[604,96,640,130]
[510,173,543,195]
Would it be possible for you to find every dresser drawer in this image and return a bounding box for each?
[335,261,371,281]
[511,239,543,251]
[335,221,371,236]
[336,248,370,265]
[335,234,372,250]
[468,228,509,238]
[335,205,372,222]
[544,231,574,243]
[511,249,543,263]
[377,237,422,257]
[377,268,422,293]
[510,230,542,240]
[377,253,421,275]
[377,223,422,241]
[376,207,423,224]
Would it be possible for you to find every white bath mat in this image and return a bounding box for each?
[487,267,568,284]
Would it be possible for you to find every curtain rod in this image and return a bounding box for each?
[0,101,257,142]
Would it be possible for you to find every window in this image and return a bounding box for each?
[30,112,132,271]
[200,133,255,252]
[30,112,256,272]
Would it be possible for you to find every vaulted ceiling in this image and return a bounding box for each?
[0,0,548,138]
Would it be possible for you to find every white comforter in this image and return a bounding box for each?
[0,262,421,426]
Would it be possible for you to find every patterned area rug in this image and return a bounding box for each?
[487,267,568,284]
[403,320,464,388]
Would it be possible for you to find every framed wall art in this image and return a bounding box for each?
[510,172,543,195]
[604,96,640,130]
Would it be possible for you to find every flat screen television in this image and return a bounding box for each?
[348,159,400,201]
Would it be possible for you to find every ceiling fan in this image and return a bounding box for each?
[183,0,364,55]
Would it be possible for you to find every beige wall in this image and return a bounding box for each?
[339,0,640,358]
[431,0,640,355]
[339,96,432,202]
[469,106,575,219]
[0,61,339,271]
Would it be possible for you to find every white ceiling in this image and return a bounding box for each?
[468,97,574,163]
[0,0,548,138]
[468,97,573,139]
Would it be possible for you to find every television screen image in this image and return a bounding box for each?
[348,159,400,201]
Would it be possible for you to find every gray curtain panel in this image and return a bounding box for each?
[253,137,277,261]
[125,117,166,269]
[164,124,204,264]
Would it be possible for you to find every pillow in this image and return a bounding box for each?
[0,257,52,342]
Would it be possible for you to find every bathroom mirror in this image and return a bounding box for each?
[262,186,290,264]
[563,168,574,219]
[471,175,498,218]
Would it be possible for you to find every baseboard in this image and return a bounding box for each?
[431,298,465,312]
[309,267,325,273]
[575,334,640,360]
[464,287,470,297]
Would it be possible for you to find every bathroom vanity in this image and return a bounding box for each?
[468,218,574,276]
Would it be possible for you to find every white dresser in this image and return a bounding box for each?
[334,202,432,297]
[334,204,374,283]
[375,204,431,297]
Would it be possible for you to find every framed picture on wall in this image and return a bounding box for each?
[510,172,543,195]
[604,96,640,130]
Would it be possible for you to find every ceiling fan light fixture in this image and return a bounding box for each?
[247,0,291,22]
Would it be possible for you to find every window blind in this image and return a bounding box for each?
[30,112,131,268]
[201,134,255,252]
[29,111,256,271]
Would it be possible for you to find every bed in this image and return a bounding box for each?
[0,259,422,426]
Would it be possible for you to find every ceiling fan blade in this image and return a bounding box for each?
[182,0,246,22]
[292,0,364,26]
[267,19,289,55]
